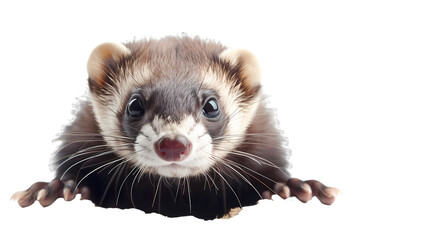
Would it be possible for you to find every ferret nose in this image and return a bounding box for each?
[154,135,192,162]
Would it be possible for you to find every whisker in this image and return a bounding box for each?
[130,167,141,208]
[90,149,140,203]
[59,145,136,179]
[213,140,286,151]
[202,172,209,191]
[77,147,142,182]
[212,146,282,170]
[164,178,174,189]
[55,144,109,165]
[186,177,192,214]
[205,169,219,192]
[74,158,124,192]
[211,167,242,208]
[138,165,148,183]
[79,158,115,170]
[152,177,162,208]
[99,161,127,205]
[182,177,187,195]
[54,138,102,155]
[106,147,145,175]
[174,178,181,202]
[116,165,139,206]
[212,147,262,165]
[219,156,277,184]
[218,161,262,199]
[55,143,135,171]
[210,153,277,195]
[211,133,283,141]
[94,149,139,175]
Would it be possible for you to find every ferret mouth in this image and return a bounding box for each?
[161,163,184,170]
[156,163,195,178]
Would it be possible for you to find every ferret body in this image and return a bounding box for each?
[13,36,338,220]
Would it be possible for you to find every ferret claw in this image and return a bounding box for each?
[11,179,90,207]
[305,179,340,205]
[274,183,291,199]
[262,191,274,200]
[63,180,77,201]
[11,182,48,207]
[272,178,339,205]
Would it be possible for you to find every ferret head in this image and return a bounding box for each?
[86,37,261,178]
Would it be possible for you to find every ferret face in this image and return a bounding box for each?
[86,37,261,178]
[120,78,227,178]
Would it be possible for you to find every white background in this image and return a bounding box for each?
[1,0,428,239]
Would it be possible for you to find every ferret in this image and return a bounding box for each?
[12,36,339,220]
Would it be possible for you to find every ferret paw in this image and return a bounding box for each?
[218,207,242,219]
[11,179,91,208]
[262,178,340,205]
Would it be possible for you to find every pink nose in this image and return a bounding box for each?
[154,135,192,162]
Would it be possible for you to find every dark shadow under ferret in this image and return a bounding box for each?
[12,36,339,220]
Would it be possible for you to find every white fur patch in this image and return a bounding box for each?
[200,69,260,159]
[134,115,214,178]
[89,63,152,158]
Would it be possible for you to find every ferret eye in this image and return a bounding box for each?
[202,98,220,119]
[127,97,145,118]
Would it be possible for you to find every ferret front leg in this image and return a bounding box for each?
[11,179,91,207]
[262,178,340,205]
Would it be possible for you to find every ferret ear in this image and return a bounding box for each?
[87,42,131,88]
[219,48,261,91]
